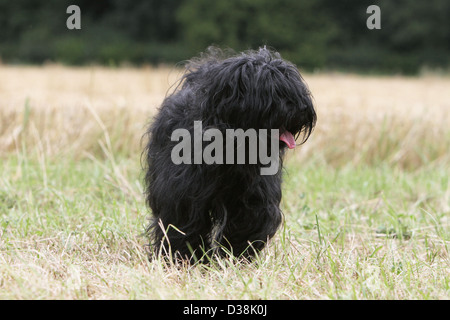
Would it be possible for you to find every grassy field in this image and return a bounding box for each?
[0,65,449,299]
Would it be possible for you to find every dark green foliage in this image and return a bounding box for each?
[0,0,448,73]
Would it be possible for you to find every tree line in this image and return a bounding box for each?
[0,0,449,74]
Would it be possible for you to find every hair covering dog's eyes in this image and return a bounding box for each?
[143,46,316,263]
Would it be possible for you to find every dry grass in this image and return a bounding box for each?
[303,73,450,168]
[0,64,181,158]
[1,65,449,166]
[0,65,449,300]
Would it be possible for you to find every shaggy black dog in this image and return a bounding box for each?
[144,47,316,262]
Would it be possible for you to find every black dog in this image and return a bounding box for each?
[144,47,316,262]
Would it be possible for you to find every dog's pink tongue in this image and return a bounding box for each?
[280,130,296,149]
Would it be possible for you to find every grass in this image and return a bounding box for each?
[0,65,449,299]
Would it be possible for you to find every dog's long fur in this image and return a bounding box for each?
[144,47,316,262]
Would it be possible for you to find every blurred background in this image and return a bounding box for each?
[1,0,449,74]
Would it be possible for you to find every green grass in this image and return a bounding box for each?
[1,68,449,299]
[1,151,448,299]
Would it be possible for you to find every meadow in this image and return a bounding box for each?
[0,65,449,299]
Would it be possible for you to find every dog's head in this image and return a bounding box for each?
[180,46,316,150]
